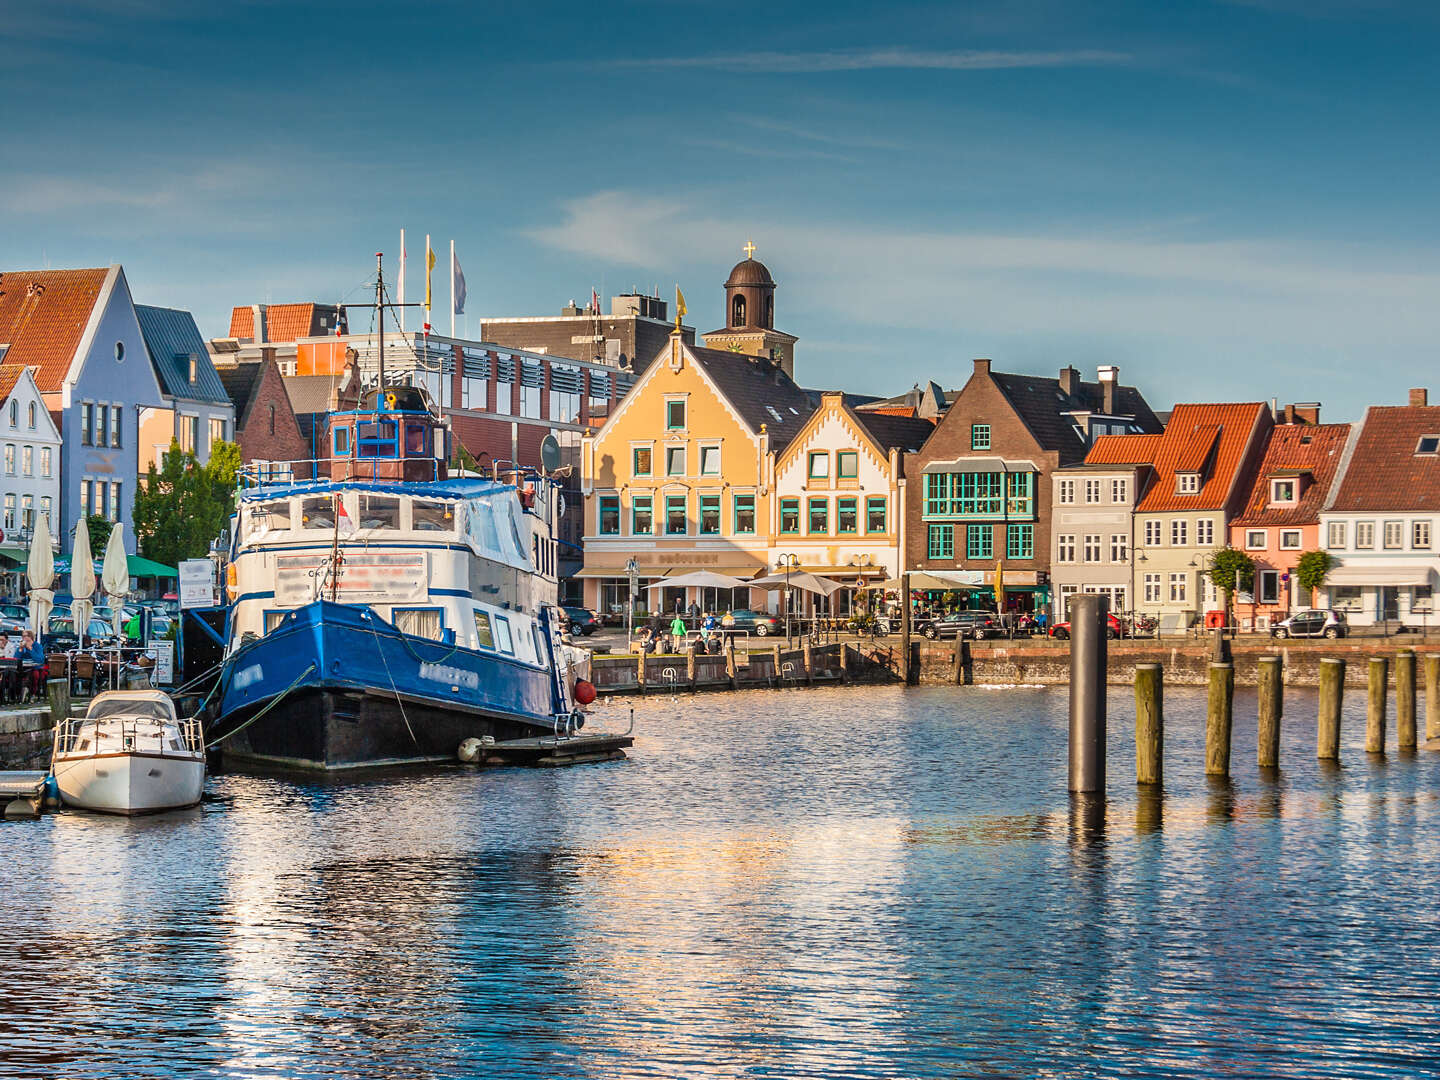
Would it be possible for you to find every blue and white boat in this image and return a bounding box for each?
[207,381,586,771]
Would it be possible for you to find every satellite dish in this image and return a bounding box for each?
[540,434,561,473]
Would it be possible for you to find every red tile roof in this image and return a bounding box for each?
[1328,405,1440,512]
[0,268,109,392]
[0,363,27,402]
[1233,423,1350,526]
[1084,403,1270,513]
[229,303,320,343]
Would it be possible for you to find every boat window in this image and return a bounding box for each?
[332,425,352,456]
[299,496,336,530]
[359,494,401,529]
[250,500,291,533]
[356,419,399,458]
[471,500,501,553]
[78,739,90,751]
[394,608,443,640]
[412,500,454,532]
[86,698,175,721]
[263,611,288,634]
[473,610,495,649]
[405,423,429,455]
[493,614,514,654]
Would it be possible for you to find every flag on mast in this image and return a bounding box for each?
[591,287,600,314]
[424,234,435,319]
[397,229,407,332]
[674,284,687,330]
[453,246,466,316]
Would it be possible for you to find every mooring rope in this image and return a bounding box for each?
[204,663,317,749]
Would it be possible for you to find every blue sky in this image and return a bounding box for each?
[5,0,1439,419]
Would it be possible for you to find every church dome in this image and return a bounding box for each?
[725,258,775,288]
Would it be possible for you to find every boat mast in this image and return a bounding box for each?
[375,252,386,392]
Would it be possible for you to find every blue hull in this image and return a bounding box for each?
[211,601,561,770]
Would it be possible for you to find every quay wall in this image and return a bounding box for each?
[0,709,55,770]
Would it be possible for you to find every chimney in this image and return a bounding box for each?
[1291,402,1321,424]
[1410,388,1429,407]
[1058,365,1079,397]
[973,358,992,376]
[251,304,267,345]
[1097,365,1118,415]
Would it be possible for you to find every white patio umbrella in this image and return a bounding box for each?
[26,512,54,633]
[101,523,129,637]
[644,570,750,593]
[745,571,845,597]
[70,522,96,650]
[864,572,981,591]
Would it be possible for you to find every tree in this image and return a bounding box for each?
[1296,550,1333,606]
[1207,546,1256,623]
[84,514,114,552]
[132,440,239,568]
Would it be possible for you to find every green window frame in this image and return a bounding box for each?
[967,524,993,560]
[866,495,887,534]
[598,495,619,535]
[631,495,653,535]
[808,451,829,480]
[666,399,686,430]
[1006,471,1034,517]
[836,497,858,533]
[807,496,828,535]
[733,494,756,534]
[923,471,1005,518]
[665,495,687,535]
[928,523,954,559]
[699,494,720,535]
[837,450,858,479]
[1006,523,1033,559]
[971,424,991,450]
[780,497,800,534]
[632,446,652,476]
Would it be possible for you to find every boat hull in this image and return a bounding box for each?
[212,601,564,772]
[53,753,205,815]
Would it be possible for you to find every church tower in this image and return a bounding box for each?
[701,242,799,378]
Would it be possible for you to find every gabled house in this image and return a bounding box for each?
[0,364,63,579]
[213,352,310,481]
[1048,454,1155,619]
[0,266,168,552]
[905,359,1162,614]
[1229,414,1349,624]
[1088,402,1272,628]
[1319,388,1440,627]
[135,305,235,468]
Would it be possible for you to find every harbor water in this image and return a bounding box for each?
[5,684,1440,1078]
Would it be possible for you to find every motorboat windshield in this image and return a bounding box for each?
[86,697,177,722]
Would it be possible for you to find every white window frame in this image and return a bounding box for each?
[699,443,722,477]
[1356,521,1375,549]
[1168,572,1188,603]
[1280,530,1302,550]
[1057,479,1075,505]
[1245,530,1267,550]
[1171,519,1188,547]
[1110,534,1128,562]
[1083,534,1101,563]
[1176,473,1200,495]
[1413,521,1432,550]
[1143,573,1162,604]
[1327,521,1346,549]
[1145,520,1162,547]
[1057,534,1076,563]
[1384,520,1404,549]
[1084,479,1102,504]
[1111,478,1128,504]
[1270,478,1297,504]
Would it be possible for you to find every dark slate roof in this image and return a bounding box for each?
[991,371,1163,464]
[135,305,231,405]
[690,345,815,453]
[284,374,340,416]
[216,361,264,427]
[852,410,936,452]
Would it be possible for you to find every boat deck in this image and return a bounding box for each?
[1,770,49,819]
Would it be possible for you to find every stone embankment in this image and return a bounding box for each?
[0,708,56,770]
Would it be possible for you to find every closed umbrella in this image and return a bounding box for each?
[70,522,96,650]
[26,512,54,633]
[102,523,129,637]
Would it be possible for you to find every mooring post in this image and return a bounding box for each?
[1317,657,1345,760]
[636,652,646,693]
[1068,593,1107,794]
[686,647,697,690]
[46,678,70,729]
[1427,654,1440,742]
[771,643,782,685]
[1205,662,1234,777]
[802,639,814,686]
[839,642,849,684]
[1366,656,1389,754]
[900,572,912,685]
[1134,663,1163,786]
[1396,650,1417,750]
[725,639,738,690]
[1257,656,1283,769]
[951,639,964,684]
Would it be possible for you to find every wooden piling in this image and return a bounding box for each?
[772,644,782,685]
[802,640,814,685]
[725,640,738,690]
[1396,650,1416,751]
[636,652,647,693]
[1317,658,1345,760]
[1205,662,1234,777]
[899,572,912,684]
[1134,663,1163,786]
[1427,654,1440,742]
[1257,656,1283,769]
[951,639,964,684]
[686,647,697,690]
[839,642,849,684]
[46,678,70,729]
[1366,656,1388,754]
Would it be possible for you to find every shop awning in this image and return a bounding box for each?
[1324,563,1436,587]
[0,544,27,566]
[52,554,180,578]
[575,566,765,579]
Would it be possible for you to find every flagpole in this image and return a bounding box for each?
[450,239,456,339]
[398,228,406,332]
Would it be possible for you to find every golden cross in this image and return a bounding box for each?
[743,240,756,259]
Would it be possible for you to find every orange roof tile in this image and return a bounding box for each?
[0,268,109,392]
[1329,405,1440,512]
[1085,403,1270,513]
[1233,423,1350,526]
[229,303,319,343]
[0,363,26,402]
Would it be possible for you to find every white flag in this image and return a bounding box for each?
[453,250,467,316]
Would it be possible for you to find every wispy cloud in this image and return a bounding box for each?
[731,116,903,151]
[683,138,857,163]
[612,47,1132,74]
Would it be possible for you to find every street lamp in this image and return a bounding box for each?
[778,553,800,646]
[625,557,639,643]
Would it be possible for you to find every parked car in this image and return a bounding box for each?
[561,606,601,636]
[727,609,781,637]
[44,613,118,651]
[1270,609,1347,639]
[1050,611,1127,640]
[0,602,28,635]
[917,611,1001,640]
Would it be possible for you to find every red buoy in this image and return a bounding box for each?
[573,679,597,705]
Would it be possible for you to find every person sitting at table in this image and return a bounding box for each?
[0,633,14,702]
[17,630,47,701]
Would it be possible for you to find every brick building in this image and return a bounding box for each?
[905,360,1162,613]
[479,293,691,376]
[213,350,310,478]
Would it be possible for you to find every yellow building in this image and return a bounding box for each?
[579,333,815,619]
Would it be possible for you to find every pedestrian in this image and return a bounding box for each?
[688,600,700,622]
[701,611,717,644]
[670,612,687,653]
[721,610,735,630]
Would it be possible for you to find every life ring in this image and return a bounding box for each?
[225,562,238,601]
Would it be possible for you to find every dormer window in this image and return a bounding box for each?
[1176,472,1200,495]
[1270,478,1297,504]
[1417,435,1440,455]
[189,357,198,384]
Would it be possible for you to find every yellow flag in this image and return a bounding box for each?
[675,285,687,319]
[425,242,436,311]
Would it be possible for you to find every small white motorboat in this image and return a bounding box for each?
[52,690,206,815]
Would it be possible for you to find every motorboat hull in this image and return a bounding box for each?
[53,752,205,815]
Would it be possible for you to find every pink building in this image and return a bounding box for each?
[1227,415,1349,627]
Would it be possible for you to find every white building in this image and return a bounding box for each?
[0,364,62,576]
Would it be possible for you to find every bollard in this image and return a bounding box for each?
[1257,656,1283,769]
[951,639,964,684]
[47,678,70,729]
[772,644,782,686]
[636,652,646,693]
[725,640,738,690]
[839,642,849,684]
[1317,658,1345,760]
[1366,656,1388,754]
[1068,593,1108,794]
[1205,662,1234,777]
[900,572,912,684]
[802,640,814,686]
[1427,654,1440,743]
[1134,663,1163,786]
[1396,650,1416,751]
[686,647,697,689]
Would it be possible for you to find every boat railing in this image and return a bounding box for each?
[54,715,203,757]
[238,456,443,488]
